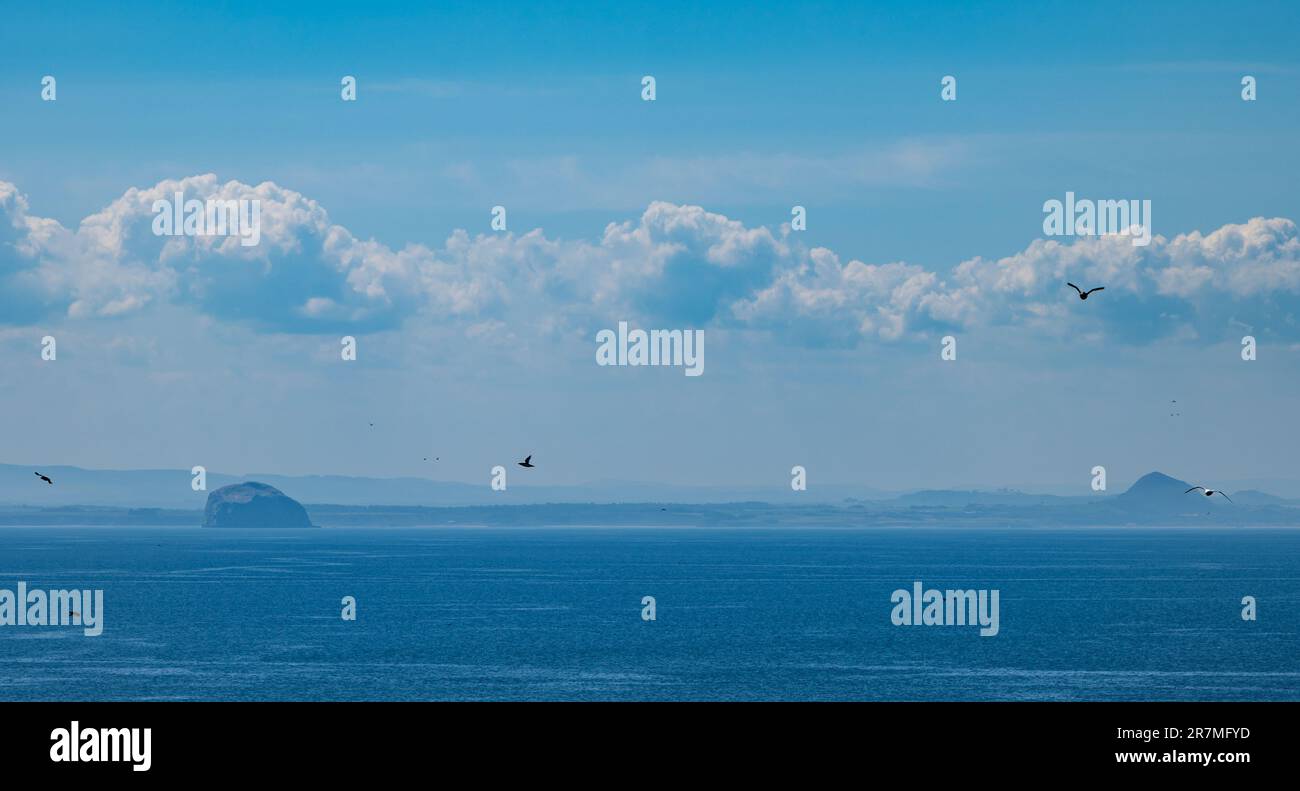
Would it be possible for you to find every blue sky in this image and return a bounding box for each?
[1,1,1299,493]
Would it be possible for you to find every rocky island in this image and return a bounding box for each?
[202,482,315,528]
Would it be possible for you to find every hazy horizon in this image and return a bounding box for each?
[5,460,1300,509]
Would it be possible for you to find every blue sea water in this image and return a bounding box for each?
[0,526,1297,701]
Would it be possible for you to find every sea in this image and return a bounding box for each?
[1,526,1297,701]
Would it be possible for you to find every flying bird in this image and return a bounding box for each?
[1068,283,1105,300]
[1185,486,1232,503]
[34,472,52,485]
[518,455,535,468]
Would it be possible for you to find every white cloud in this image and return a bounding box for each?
[3,175,1299,344]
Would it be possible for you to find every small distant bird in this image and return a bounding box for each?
[518,455,535,468]
[34,472,52,485]
[1186,486,1232,503]
[1068,283,1105,300]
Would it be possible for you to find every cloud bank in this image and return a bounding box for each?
[3,174,1298,342]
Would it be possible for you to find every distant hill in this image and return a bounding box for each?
[1231,489,1292,506]
[1118,471,1232,514]
[1118,471,1195,506]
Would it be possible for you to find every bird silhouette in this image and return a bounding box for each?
[1185,486,1232,503]
[34,472,52,485]
[518,455,535,468]
[1068,283,1104,300]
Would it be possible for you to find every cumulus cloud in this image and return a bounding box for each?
[2,175,1299,343]
[737,217,1300,344]
[1,180,178,323]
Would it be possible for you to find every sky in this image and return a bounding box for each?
[1,1,1299,494]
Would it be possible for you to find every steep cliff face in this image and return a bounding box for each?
[202,482,314,528]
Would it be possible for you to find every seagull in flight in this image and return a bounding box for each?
[34,472,52,485]
[1068,283,1105,300]
[1185,486,1232,503]
[518,455,535,468]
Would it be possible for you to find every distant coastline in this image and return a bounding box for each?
[3,469,1299,528]
[2,499,1299,528]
